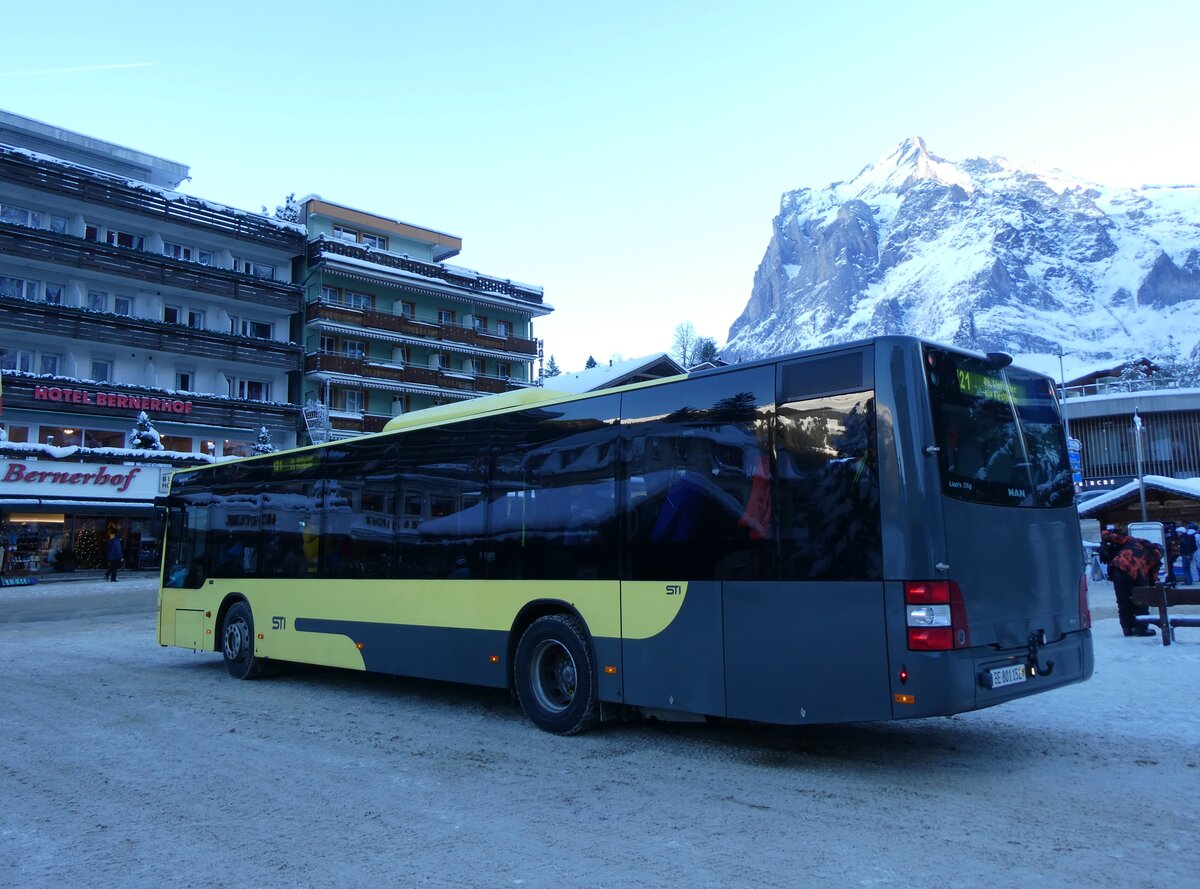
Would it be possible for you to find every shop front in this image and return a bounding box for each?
[0,457,171,577]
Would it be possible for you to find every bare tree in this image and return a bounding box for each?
[672,321,698,366]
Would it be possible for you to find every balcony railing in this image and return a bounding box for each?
[0,295,302,371]
[0,223,303,311]
[305,352,532,395]
[0,146,305,251]
[1063,375,1200,399]
[306,299,538,356]
[308,237,544,307]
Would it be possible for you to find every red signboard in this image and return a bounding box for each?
[34,386,193,415]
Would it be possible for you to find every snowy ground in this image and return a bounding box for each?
[1,576,1197,889]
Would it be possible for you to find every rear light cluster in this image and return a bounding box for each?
[905,580,970,651]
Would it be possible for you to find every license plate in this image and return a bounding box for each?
[986,664,1027,689]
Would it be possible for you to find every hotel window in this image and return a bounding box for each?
[235,258,276,280]
[49,215,68,234]
[39,352,62,375]
[362,233,388,250]
[240,319,272,339]
[44,283,64,305]
[114,296,131,316]
[90,359,112,382]
[164,242,193,261]
[105,229,145,250]
[438,308,456,326]
[341,389,365,413]
[0,202,43,228]
[342,339,366,358]
[333,225,359,243]
[88,290,108,311]
[197,250,213,266]
[496,362,511,380]
[397,345,411,365]
[319,335,337,353]
[496,320,512,338]
[164,305,181,324]
[1,349,33,372]
[176,371,193,391]
[187,309,205,329]
[236,379,272,402]
[466,358,482,375]
[473,316,488,331]
[0,275,38,299]
[161,435,192,453]
[320,286,340,302]
[344,290,372,310]
[1,423,30,443]
[399,300,415,318]
[85,429,125,449]
[41,426,83,447]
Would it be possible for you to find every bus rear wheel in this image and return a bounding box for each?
[514,614,600,735]
[222,601,265,680]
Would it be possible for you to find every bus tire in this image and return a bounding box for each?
[221,601,265,680]
[514,614,600,735]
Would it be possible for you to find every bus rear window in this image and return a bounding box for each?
[925,347,1074,508]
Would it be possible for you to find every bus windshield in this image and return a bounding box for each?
[925,346,1074,508]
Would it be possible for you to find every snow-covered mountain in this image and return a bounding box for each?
[725,137,1200,379]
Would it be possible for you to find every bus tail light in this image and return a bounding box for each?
[1078,573,1092,630]
[905,580,970,651]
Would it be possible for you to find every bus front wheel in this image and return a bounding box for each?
[514,614,600,735]
[222,601,265,680]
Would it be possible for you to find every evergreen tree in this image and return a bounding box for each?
[252,426,276,455]
[544,356,562,378]
[274,193,301,222]
[694,337,720,365]
[127,411,164,450]
[585,355,598,369]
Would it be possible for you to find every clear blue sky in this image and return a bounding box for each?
[3,1,1196,372]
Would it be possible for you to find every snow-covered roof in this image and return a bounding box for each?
[1077,474,1200,517]
[548,353,687,394]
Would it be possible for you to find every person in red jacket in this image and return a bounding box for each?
[1100,528,1158,637]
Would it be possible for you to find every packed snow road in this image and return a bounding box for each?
[1,577,1197,889]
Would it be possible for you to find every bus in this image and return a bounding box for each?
[157,336,1093,734]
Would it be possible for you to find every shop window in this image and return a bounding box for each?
[84,429,125,449]
[1,423,30,442]
[161,435,192,453]
[40,426,83,446]
[223,439,255,458]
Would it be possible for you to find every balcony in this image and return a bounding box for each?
[0,295,302,371]
[330,413,392,436]
[0,147,305,251]
[0,223,303,311]
[305,352,532,396]
[306,299,539,356]
[307,237,546,308]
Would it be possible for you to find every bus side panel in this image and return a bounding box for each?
[723,581,891,724]
[621,581,726,717]
[292,618,511,689]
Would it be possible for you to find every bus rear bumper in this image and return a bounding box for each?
[891,629,1094,719]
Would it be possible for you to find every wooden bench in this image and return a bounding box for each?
[1132,585,1200,646]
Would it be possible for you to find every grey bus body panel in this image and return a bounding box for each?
[723,580,891,724]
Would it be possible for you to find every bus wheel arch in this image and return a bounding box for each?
[218,596,265,680]
[511,608,600,735]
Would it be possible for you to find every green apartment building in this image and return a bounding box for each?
[296,197,551,440]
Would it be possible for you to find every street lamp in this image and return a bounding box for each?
[1054,344,1071,439]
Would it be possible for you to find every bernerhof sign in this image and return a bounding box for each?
[0,458,166,501]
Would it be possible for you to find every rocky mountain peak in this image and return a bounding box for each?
[724,142,1200,378]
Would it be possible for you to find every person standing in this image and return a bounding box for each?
[1178,526,1197,585]
[1100,528,1158,637]
[104,531,124,583]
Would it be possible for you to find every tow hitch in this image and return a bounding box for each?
[1027,630,1054,677]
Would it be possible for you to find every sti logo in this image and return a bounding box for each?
[665,584,682,596]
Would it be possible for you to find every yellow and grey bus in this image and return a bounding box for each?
[157,336,1093,734]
